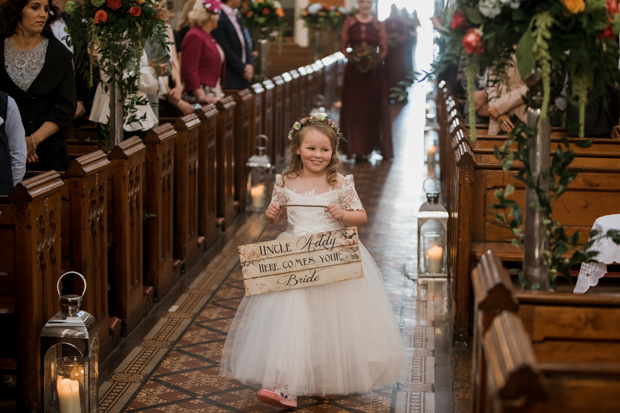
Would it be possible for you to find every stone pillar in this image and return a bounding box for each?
[295,0,309,47]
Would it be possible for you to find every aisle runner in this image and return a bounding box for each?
[98,165,436,413]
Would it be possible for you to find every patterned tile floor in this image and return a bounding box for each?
[97,79,453,413]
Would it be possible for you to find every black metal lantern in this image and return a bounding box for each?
[41,272,98,413]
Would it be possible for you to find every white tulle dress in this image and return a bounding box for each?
[220,174,406,396]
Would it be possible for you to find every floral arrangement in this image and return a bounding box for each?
[437,0,620,289]
[239,0,286,48]
[65,0,168,135]
[441,0,620,140]
[299,2,348,28]
[288,114,345,141]
[350,44,380,75]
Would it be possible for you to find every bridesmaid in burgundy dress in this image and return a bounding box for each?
[339,0,393,161]
[384,5,409,93]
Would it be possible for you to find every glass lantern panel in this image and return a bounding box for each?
[247,168,270,211]
[43,343,85,413]
[418,220,446,275]
[424,130,438,163]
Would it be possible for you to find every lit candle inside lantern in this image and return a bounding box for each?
[427,245,443,274]
[427,145,436,162]
[57,376,80,413]
[251,184,265,208]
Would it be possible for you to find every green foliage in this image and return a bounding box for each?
[389,71,419,102]
[532,12,553,119]
[465,56,478,140]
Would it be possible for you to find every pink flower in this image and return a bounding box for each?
[462,28,485,55]
[300,118,307,124]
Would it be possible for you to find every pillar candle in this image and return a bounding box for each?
[427,145,436,162]
[251,184,265,208]
[57,377,81,413]
[427,245,443,274]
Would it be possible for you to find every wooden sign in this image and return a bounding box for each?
[238,227,364,295]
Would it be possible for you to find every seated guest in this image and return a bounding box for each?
[50,0,96,119]
[486,55,528,135]
[89,49,163,140]
[146,0,195,117]
[181,0,225,105]
[211,0,254,90]
[0,0,77,171]
[0,90,27,194]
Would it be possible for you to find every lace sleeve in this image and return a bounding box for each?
[270,174,287,206]
[341,175,363,211]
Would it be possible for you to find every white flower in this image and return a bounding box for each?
[293,122,302,130]
[288,132,293,140]
[317,113,327,121]
[274,1,282,8]
[479,0,501,18]
[338,6,347,14]
[307,3,322,14]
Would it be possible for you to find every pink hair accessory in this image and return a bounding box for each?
[202,0,221,13]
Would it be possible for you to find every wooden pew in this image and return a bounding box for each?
[195,104,221,249]
[143,124,177,300]
[305,64,317,111]
[445,100,620,335]
[300,65,313,117]
[63,151,113,359]
[266,42,312,78]
[251,82,266,147]
[227,89,253,212]
[282,72,293,150]
[216,97,237,228]
[108,137,148,334]
[172,115,202,273]
[484,311,620,413]
[449,141,476,341]
[260,80,275,163]
[0,172,63,412]
[321,55,335,110]
[472,251,620,413]
[312,61,325,105]
[269,76,285,170]
[288,69,301,121]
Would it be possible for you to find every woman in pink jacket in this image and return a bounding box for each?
[181,0,226,105]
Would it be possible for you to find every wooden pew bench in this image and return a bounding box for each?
[159,115,203,273]
[0,172,63,412]
[472,252,620,413]
[484,310,620,413]
[446,107,620,336]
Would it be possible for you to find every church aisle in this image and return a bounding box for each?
[97,83,452,413]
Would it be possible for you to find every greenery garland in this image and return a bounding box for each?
[531,12,553,120]
[465,55,478,141]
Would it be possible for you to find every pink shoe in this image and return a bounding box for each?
[257,389,298,408]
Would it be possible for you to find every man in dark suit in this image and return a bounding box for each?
[211,0,255,90]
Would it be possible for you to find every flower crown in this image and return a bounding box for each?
[288,114,345,142]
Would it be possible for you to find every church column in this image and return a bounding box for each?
[294,0,309,47]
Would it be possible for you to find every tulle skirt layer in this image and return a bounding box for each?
[220,234,406,396]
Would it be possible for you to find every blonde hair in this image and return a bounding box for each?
[177,0,195,31]
[282,122,344,188]
[189,0,219,26]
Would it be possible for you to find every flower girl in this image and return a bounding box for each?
[220,115,405,408]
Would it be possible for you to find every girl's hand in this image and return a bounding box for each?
[325,203,344,220]
[265,203,285,221]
